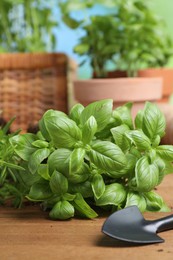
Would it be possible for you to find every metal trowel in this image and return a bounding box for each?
[102,205,173,244]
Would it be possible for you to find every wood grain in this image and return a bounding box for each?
[1,174,173,260]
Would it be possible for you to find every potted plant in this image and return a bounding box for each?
[1,99,173,219]
[61,0,172,113]
[0,0,72,132]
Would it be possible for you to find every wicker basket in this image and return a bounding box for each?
[0,53,68,132]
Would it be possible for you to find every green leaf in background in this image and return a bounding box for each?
[69,148,85,174]
[95,183,126,206]
[49,201,75,220]
[156,145,173,161]
[48,148,72,176]
[32,140,49,148]
[80,99,113,131]
[44,116,82,148]
[125,130,151,151]
[49,171,68,196]
[89,141,127,172]
[28,148,50,174]
[10,133,37,161]
[69,103,84,125]
[73,193,98,219]
[68,163,90,184]
[39,110,67,141]
[125,191,146,212]
[135,109,144,129]
[91,174,105,199]
[111,124,130,152]
[82,116,97,144]
[135,156,159,192]
[27,180,52,201]
[141,102,166,141]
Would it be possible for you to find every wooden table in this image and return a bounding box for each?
[1,174,173,260]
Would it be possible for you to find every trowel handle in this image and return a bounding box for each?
[153,214,173,233]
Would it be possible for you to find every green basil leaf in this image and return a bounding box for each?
[28,148,50,174]
[49,201,74,220]
[39,109,67,141]
[125,191,146,212]
[91,174,105,199]
[95,183,126,206]
[32,140,49,148]
[144,191,164,211]
[10,133,37,161]
[111,124,130,152]
[114,102,133,129]
[164,161,173,175]
[49,171,68,195]
[44,116,82,148]
[69,103,84,124]
[37,164,50,180]
[69,148,85,174]
[135,156,159,192]
[82,116,97,144]
[27,180,52,201]
[125,130,151,151]
[135,109,144,129]
[156,145,173,161]
[153,157,165,185]
[68,181,93,198]
[89,141,126,171]
[80,99,113,131]
[62,193,76,201]
[48,148,71,176]
[73,193,98,218]
[142,102,166,140]
[68,163,90,184]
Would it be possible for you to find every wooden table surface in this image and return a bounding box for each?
[1,174,173,260]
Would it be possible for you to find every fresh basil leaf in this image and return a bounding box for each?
[37,164,50,180]
[32,140,49,148]
[69,148,85,174]
[111,124,130,152]
[28,148,50,174]
[135,156,159,192]
[125,130,151,151]
[144,191,164,211]
[156,145,173,161]
[68,181,93,198]
[27,179,52,201]
[164,161,173,175]
[153,157,165,185]
[39,109,67,141]
[95,183,126,206]
[89,141,127,171]
[69,103,84,124]
[142,102,166,140]
[114,102,133,129]
[49,200,74,220]
[125,191,146,212]
[44,116,82,148]
[73,193,98,218]
[91,174,105,199]
[82,116,97,144]
[10,133,37,161]
[80,99,113,131]
[68,163,90,184]
[135,109,144,129]
[48,148,71,176]
[49,171,68,195]
[62,193,76,201]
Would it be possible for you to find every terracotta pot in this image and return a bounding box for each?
[138,68,173,102]
[73,77,163,117]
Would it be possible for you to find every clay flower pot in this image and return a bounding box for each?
[73,77,163,116]
[138,68,173,102]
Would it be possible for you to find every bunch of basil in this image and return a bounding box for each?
[8,99,173,219]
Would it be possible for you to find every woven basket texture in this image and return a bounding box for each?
[0,53,68,132]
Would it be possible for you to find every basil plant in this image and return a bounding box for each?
[9,99,173,220]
